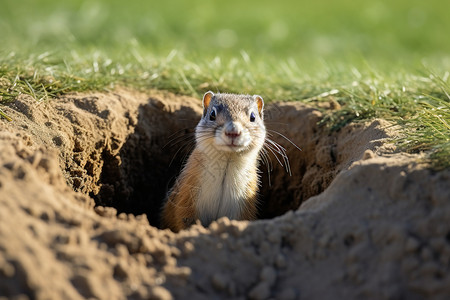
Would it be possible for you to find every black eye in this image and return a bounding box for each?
[209,108,216,121]
[250,112,256,122]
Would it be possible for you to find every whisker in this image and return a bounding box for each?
[267,129,302,152]
[265,139,288,159]
[166,131,215,168]
[264,143,285,168]
[264,138,292,176]
[194,135,214,144]
[170,134,215,167]
[167,135,195,148]
[163,128,195,148]
[169,140,194,167]
[266,138,287,152]
[259,149,269,170]
[180,142,197,165]
[259,148,272,186]
[260,148,273,171]
[265,145,288,172]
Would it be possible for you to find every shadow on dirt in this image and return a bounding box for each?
[93,98,200,227]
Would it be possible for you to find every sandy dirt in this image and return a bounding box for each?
[0,89,449,299]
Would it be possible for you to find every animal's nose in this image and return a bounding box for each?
[225,131,241,138]
[225,122,242,138]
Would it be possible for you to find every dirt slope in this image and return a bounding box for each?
[0,89,449,299]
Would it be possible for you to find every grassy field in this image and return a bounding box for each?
[0,0,449,168]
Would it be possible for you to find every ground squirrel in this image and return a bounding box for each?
[161,91,267,232]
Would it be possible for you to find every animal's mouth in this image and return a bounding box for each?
[227,145,243,152]
[215,139,247,152]
[226,136,250,149]
[213,133,248,151]
[225,143,245,151]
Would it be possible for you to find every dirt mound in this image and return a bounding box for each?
[1,89,449,299]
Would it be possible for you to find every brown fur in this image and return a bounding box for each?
[161,148,260,232]
[161,150,201,232]
[240,168,259,221]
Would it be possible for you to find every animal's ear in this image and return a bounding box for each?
[203,91,214,109]
[253,95,264,115]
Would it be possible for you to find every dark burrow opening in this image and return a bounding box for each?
[89,98,387,228]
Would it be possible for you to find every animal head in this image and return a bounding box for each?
[196,91,266,154]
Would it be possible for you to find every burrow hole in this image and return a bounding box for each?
[88,99,384,228]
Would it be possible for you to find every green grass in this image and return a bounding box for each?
[0,0,449,169]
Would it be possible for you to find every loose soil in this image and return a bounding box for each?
[0,89,449,299]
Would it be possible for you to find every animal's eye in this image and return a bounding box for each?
[209,108,216,121]
[250,112,256,122]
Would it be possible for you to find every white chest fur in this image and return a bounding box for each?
[195,151,258,226]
